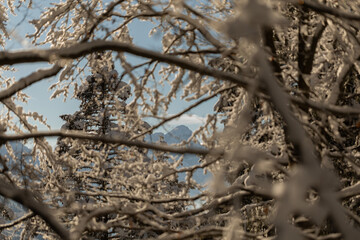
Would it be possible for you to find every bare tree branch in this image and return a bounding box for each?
[338,182,360,199]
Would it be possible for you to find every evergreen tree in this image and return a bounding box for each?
[55,53,188,239]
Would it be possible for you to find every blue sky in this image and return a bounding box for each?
[2,4,218,145]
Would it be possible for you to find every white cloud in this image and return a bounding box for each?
[168,114,207,126]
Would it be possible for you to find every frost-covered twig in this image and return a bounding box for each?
[81,0,125,42]
[71,190,206,204]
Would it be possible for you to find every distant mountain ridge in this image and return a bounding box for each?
[145,125,203,148]
[145,125,192,144]
[145,125,209,186]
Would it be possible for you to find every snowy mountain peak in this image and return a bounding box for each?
[144,125,193,144]
[165,125,192,144]
[169,125,191,134]
[144,125,208,185]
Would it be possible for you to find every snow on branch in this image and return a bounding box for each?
[291,0,360,21]
[0,64,62,100]
[0,40,359,116]
[0,130,214,155]
[258,51,360,238]
[0,41,253,88]
[0,182,70,240]
[0,212,35,230]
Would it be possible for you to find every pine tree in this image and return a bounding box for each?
[55,53,188,239]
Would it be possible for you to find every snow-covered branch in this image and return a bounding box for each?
[1,41,360,117]
[291,0,360,21]
[0,182,70,240]
[0,212,35,230]
[0,130,213,155]
[1,0,360,239]
[0,64,62,100]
